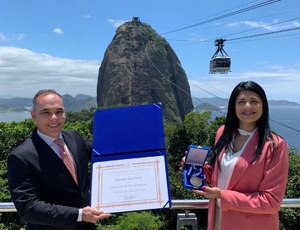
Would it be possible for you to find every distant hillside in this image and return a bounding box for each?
[75,94,93,100]
[268,100,300,106]
[192,97,228,107]
[194,102,222,112]
[62,95,97,112]
[0,97,32,107]
[0,96,299,113]
[0,95,97,112]
[192,97,300,107]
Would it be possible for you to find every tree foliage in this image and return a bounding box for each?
[65,107,95,123]
[279,148,300,230]
[0,119,35,229]
[0,109,299,230]
[98,211,164,230]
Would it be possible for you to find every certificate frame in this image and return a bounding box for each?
[90,153,171,213]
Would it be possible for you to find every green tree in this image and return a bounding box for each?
[163,111,226,229]
[0,109,300,230]
[63,120,93,141]
[0,119,35,161]
[65,107,96,123]
[279,148,300,230]
[98,211,164,230]
[0,119,35,229]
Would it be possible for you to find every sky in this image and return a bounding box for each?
[0,0,300,103]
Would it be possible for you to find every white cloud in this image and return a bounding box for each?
[187,38,206,42]
[108,18,127,28]
[0,33,25,41]
[243,21,275,31]
[0,46,101,98]
[227,19,300,31]
[189,64,300,102]
[227,22,242,27]
[53,28,63,34]
[84,15,91,18]
[0,33,8,41]
[0,46,299,102]
[14,34,25,40]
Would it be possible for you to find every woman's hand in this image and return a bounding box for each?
[191,186,221,199]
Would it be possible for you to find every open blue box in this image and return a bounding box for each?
[183,145,210,190]
[90,103,172,213]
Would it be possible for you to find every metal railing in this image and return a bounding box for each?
[1,199,300,230]
[1,198,300,212]
[171,198,300,209]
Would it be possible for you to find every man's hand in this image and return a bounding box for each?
[82,206,112,223]
[191,186,221,199]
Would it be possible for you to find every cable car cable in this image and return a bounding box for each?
[137,26,300,150]
[167,7,300,36]
[159,0,262,34]
[160,0,282,35]
[220,16,300,39]
[164,17,300,45]
[220,32,300,44]
[226,26,300,42]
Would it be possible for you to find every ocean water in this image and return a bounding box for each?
[0,111,31,122]
[1,106,300,151]
[211,106,300,151]
[269,106,300,151]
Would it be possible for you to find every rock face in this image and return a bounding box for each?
[97,18,193,122]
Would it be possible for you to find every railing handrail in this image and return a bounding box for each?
[1,198,300,212]
[171,198,300,209]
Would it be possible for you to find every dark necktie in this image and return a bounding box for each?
[53,139,78,185]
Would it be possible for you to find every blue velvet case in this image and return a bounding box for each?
[183,145,210,190]
[91,103,172,212]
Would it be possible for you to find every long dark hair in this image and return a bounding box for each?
[209,81,274,167]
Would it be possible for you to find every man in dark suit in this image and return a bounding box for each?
[7,89,111,230]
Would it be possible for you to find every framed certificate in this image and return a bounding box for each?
[91,103,172,213]
[91,154,170,213]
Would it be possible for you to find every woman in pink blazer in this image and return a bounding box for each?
[192,81,289,230]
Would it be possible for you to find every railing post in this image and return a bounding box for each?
[176,209,198,230]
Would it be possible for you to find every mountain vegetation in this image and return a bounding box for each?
[97,18,193,123]
[1,95,299,114]
[0,95,97,113]
[268,100,300,106]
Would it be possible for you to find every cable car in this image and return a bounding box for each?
[209,38,231,74]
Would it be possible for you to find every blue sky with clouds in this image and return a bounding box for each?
[0,0,299,102]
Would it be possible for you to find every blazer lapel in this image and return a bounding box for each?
[31,130,66,168]
[32,129,79,186]
[227,131,259,190]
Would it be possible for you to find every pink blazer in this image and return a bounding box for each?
[205,126,289,230]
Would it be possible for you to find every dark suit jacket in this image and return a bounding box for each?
[7,129,96,230]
